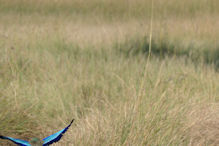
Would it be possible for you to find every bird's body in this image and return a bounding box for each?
[0,119,74,146]
[30,138,43,146]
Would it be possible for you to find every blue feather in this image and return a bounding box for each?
[0,119,74,146]
[0,135,31,146]
[42,119,74,145]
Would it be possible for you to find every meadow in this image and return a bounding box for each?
[0,0,218,145]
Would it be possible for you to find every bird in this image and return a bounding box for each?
[0,119,74,146]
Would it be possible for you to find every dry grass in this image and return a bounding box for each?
[0,0,218,145]
[187,104,219,146]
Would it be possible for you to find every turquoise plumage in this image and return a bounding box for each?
[0,119,74,146]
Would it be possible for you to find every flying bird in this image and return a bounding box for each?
[0,119,74,146]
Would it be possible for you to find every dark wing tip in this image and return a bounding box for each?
[0,135,4,138]
[70,119,75,125]
[0,135,6,139]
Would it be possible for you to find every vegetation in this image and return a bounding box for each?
[0,0,218,145]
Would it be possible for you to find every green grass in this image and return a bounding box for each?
[117,35,219,69]
[0,0,218,145]
[0,0,218,17]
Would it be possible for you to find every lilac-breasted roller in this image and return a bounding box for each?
[0,119,74,146]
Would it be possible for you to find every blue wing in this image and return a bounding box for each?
[42,119,74,146]
[0,135,31,146]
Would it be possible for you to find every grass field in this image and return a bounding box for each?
[0,0,218,145]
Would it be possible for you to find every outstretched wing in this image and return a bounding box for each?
[42,119,74,146]
[0,135,31,146]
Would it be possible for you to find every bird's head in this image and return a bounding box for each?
[30,137,43,146]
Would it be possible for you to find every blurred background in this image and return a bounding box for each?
[0,0,218,145]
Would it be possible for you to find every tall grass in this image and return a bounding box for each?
[0,0,218,18]
[116,35,219,69]
[0,0,218,145]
